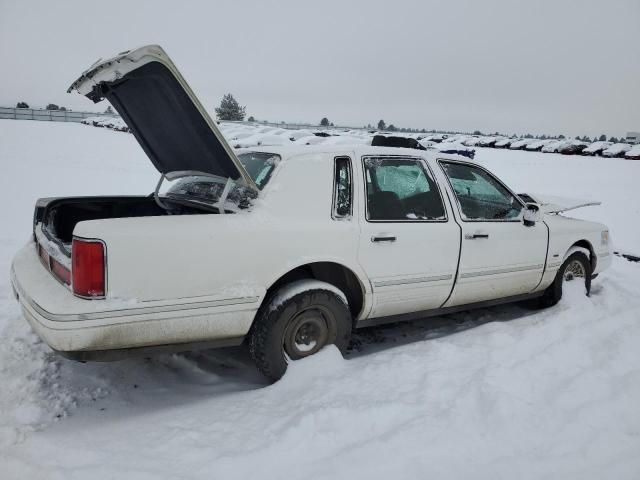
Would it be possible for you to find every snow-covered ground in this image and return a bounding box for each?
[1,120,640,479]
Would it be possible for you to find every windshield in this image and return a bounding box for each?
[161,152,279,212]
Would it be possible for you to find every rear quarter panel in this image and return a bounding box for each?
[73,152,369,310]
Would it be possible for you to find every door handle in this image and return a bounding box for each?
[465,233,489,239]
[371,235,397,243]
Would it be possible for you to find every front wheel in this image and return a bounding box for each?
[249,280,352,382]
[539,251,592,308]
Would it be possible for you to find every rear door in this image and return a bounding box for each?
[438,160,548,306]
[357,155,460,318]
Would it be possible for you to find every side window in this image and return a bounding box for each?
[441,161,523,221]
[333,156,352,218]
[363,157,446,221]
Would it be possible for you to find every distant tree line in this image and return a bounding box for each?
[213,96,627,141]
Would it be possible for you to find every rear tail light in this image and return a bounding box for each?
[51,258,71,286]
[72,238,106,298]
[37,243,71,286]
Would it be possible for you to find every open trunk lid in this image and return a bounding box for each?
[67,45,256,190]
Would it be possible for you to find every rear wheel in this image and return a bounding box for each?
[249,281,352,382]
[539,251,591,308]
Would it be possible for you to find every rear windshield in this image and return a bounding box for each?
[237,152,279,190]
[162,152,279,210]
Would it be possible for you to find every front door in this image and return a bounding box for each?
[357,156,461,318]
[439,160,547,306]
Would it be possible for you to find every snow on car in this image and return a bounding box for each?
[582,141,612,156]
[602,142,632,158]
[286,129,315,141]
[427,141,476,159]
[293,134,327,145]
[462,136,482,146]
[475,136,499,147]
[525,139,554,151]
[10,45,613,382]
[558,140,588,155]
[625,144,640,160]
[541,140,563,153]
[231,133,291,148]
[493,137,514,148]
[509,138,532,150]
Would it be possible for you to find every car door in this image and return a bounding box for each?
[357,155,461,319]
[438,160,548,307]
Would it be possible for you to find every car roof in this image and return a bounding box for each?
[237,144,474,164]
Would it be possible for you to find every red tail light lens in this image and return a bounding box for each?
[72,238,106,298]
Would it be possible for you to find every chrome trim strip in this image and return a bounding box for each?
[13,273,259,324]
[373,274,453,287]
[460,264,544,279]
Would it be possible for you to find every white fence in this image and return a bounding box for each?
[0,106,116,123]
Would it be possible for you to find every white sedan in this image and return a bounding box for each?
[10,46,612,381]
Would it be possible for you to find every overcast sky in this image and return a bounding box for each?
[1,0,639,137]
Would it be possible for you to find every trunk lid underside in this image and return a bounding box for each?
[67,45,256,190]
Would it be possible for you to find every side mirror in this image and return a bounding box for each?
[523,203,541,227]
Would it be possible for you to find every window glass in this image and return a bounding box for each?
[333,157,352,218]
[441,162,522,220]
[237,152,279,189]
[364,157,446,221]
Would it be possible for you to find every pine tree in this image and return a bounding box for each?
[214,94,246,121]
[320,117,330,126]
[247,116,255,122]
[16,101,29,108]
[104,106,114,114]
[377,119,386,130]
[599,134,606,141]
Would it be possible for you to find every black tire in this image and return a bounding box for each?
[249,281,352,382]
[539,251,592,308]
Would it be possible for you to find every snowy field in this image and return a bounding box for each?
[1,120,640,479]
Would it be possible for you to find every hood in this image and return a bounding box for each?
[518,193,601,214]
[68,45,256,190]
